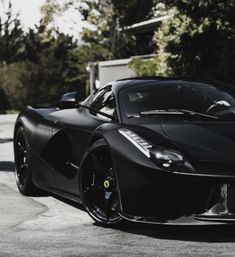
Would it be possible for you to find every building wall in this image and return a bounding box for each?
[98,58,134,87]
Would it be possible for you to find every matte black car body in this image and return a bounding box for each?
[14,77,235,225]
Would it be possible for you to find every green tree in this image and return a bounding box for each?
[112,0,156,26]
[0,1,25,111]
[0,2,25,63]
[22,22,83,106]
[130,1,235,84]
[159,1,235,84]
[0,0,88,110]
[79,0,158,59]
[79,0,125,59]
[0,62,28,109]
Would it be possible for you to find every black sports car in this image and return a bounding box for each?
[14,77,235,226]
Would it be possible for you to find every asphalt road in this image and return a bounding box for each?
[1,114,235,257]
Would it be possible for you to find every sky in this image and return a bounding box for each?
[0,0,84,40]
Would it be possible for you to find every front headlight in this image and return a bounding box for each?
[151,149,184,167]
[118,128,184,168]
[118,128,152,157]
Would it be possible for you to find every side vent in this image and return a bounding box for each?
[41,130,76,178]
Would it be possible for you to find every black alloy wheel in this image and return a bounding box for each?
[14,126,38,195]
[80,139,123,226]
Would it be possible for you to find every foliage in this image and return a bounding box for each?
[0,62,28,109]
[0,23,83,109]
[79,0,158,59]
[130,1,235,85]
[79,0,125,59]
[22,24,83,107]
[0,2,25,63]
[40,0,65,26]
[0,1,84,111]
[0,1,25,111]
[0,86,10,112]
[128,54,170,77]
[71,43,113,95]
[112,0,156,26]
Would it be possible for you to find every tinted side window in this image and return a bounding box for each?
[90,88,116,121]
[86,87,106,106]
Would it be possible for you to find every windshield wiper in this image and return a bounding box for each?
[128,109,218,120]
[127,110,184,118]
[173,109,218,119]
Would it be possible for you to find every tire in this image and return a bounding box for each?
[80,139,123,227]
[14,126,40,196]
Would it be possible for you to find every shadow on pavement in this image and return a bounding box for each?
[0,138,13,144]
[54,194,235,242]
[0,161,15,172]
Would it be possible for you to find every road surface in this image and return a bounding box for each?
[1,114,235,257]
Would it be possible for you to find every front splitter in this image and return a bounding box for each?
[120,213,235,225]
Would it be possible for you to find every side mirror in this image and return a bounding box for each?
[59,92,80,109]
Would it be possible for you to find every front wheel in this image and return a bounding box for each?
[80,139,123,227]
[14,126,40,196]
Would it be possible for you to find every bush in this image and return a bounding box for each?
[0,86,10,113]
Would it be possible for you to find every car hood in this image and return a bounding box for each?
[141,122,235,176]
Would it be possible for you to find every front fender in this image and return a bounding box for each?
[102,129,212,220]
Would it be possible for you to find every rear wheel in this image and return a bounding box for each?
[14,126,40,196]
[80,139,123,226]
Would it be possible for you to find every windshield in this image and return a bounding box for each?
[119,81,235,121]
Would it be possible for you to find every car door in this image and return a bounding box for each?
[47,85,117,198]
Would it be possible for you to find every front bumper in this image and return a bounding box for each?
[113,152,235,224]
[118,183,235,225]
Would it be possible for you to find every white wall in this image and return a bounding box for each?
[98,59,134,86]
